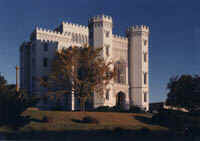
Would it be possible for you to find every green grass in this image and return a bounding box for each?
[0,108,170,140]
[20,108,167,131]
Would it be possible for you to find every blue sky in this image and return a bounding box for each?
[0,0,198,102]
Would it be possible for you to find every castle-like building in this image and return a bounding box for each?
[20,15,150,111]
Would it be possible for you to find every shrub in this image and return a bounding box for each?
[94,106,113,112]
[82,116,99,124]
[0,90,36,126]
[151,109,200,129]
[129,106,146,113]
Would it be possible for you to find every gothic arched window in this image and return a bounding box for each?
[114,61,126,84]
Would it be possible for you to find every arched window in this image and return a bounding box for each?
[114,61,126,84]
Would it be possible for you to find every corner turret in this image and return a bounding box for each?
[127,25,150,111]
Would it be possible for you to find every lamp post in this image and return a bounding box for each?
[16,66,19,92]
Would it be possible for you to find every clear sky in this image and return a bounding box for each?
[0,0,198,102]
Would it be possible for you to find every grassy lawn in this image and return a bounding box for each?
[20,109,166,131]
[0,108,175,140]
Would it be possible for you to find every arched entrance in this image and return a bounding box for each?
[116,91,126,109]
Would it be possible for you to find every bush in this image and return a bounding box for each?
[0,90,36,126]
[94,106,128,112]
[129,106,146,113]
[82,116,99,124]
[94,106,113,112]
[151,109,200,129]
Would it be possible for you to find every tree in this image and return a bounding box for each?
[0,73,7,94]
[0,74,37,125]
[166,74,200,111]
[41,45,115,111]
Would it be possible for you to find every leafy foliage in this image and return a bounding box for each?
[152,109,200,130]
[0,74,37,125]
[166,74,200,111]
[41,45,115,111]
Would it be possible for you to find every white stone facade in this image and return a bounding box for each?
[20,15,150,111]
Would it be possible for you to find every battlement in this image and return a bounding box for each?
[35,27,71,42]
[36,27,63,36]
[89,14,112,23]
[61,22,88,35]
[113,34,128,42]
[127,25,149,33]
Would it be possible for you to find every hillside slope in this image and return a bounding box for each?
[0,109,170,140]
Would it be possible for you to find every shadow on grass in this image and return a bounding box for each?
[71,117,99,124]
[0,116,46,130]
[1,128,193,141]
[71,119,83,123]
[134,116,155,125]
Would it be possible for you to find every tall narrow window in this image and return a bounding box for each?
[106,31,110,37]
[106,89,110,100]
[144,72,147,85]
[144,92,147,102]
[43,58,48,67]
[144,53,147,62]
[106,45,110,56]
[114,61,126,84]
[44,43,48,51]
[144,40,147,46]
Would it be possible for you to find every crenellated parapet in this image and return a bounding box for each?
[61,22,88,35]
[112,34,128,50]
[89,14,112,23]
[34,27,71,42]
[127,25,149,33]
[112,34,128,43]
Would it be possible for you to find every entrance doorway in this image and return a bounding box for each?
[116,91,126,109]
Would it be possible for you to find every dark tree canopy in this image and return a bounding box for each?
[166,74,200,111]
[0,74,37,125]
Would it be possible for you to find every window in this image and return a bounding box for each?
[106,89,110,100]
[115,61,126,84]
[44,43,48,51]
[43,58,48,67]
[144,40,147,46]
[106,45,110,56]
[144,92,147,102]
[144,53,147,62]
[106,31,110,37]
[144,72,147,85]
